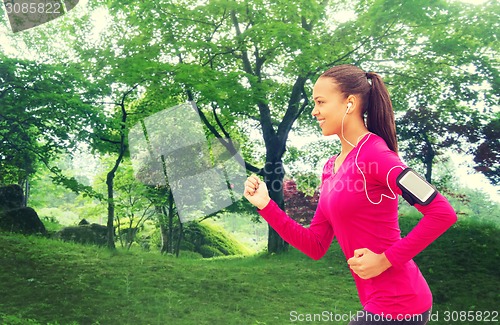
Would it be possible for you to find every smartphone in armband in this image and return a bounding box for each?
[396,168,437,206]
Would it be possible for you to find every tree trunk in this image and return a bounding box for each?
[263,160,288,253]
[158,189,178,255]
[104,87,132,249]
[158,205,168,253]
[175,221,183,258]
[105,136,127,250]
[425,157,433,183]
[22,177,29,207]
[159,204,175,254]
[423,134,435,183]
[167,190,175,253]
[159,222,168,253]
[106,172,117,250]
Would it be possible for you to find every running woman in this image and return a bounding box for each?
[244,64,457,325]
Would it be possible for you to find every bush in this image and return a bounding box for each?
[41,216,63,233]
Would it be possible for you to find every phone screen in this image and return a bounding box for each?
[398,171,435,202]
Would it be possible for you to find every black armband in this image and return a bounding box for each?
[396,168,437,206]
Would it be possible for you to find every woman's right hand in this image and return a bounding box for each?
[244,175,271,210]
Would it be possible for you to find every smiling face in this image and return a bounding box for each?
[311,77,350,136]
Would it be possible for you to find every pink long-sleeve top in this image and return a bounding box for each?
[258,133,457,317]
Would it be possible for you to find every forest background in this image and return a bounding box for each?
[0,0,498,324]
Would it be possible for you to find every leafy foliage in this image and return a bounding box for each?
[2,0,498,253]
[0,55,105,185]
[473,112,500,185]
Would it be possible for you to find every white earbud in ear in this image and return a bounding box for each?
[346,102,353,112]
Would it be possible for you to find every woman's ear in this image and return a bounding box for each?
[346,95,357,113]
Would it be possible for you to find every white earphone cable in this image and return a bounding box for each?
[355,134,404,205]
[341,107,356,148]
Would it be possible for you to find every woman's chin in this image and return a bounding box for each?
[321,129,334,136]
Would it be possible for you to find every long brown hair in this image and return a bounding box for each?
[320,64,398,153]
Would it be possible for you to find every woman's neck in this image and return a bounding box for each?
[339,119,370,155]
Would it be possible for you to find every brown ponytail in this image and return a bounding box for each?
[321,65,398,153]
[365,71,398,153]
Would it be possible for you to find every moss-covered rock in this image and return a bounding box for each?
[0,207,47,235]
[182,221,249,258]
[57,223,107,246]
[0,184,46,235]
[198,245,224,258]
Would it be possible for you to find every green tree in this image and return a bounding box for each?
[473,113,499,185]
[99,85,142,249]
[113,161,155,250]
[0,54,104,194]
[7,0,495,253]
[88,0,498,253]
[382,1,499,182]
[398,105,482,183]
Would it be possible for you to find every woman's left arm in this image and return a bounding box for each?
[383,193,457,268]
[349,137,457,276]
[372,139,457,268]
[349,194,456,277]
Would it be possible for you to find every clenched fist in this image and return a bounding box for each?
[347,248,392,280]
[243,175,271,210]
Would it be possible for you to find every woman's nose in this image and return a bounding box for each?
[311,105,319,117]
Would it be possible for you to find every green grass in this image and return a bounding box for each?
[0,215,498,325]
